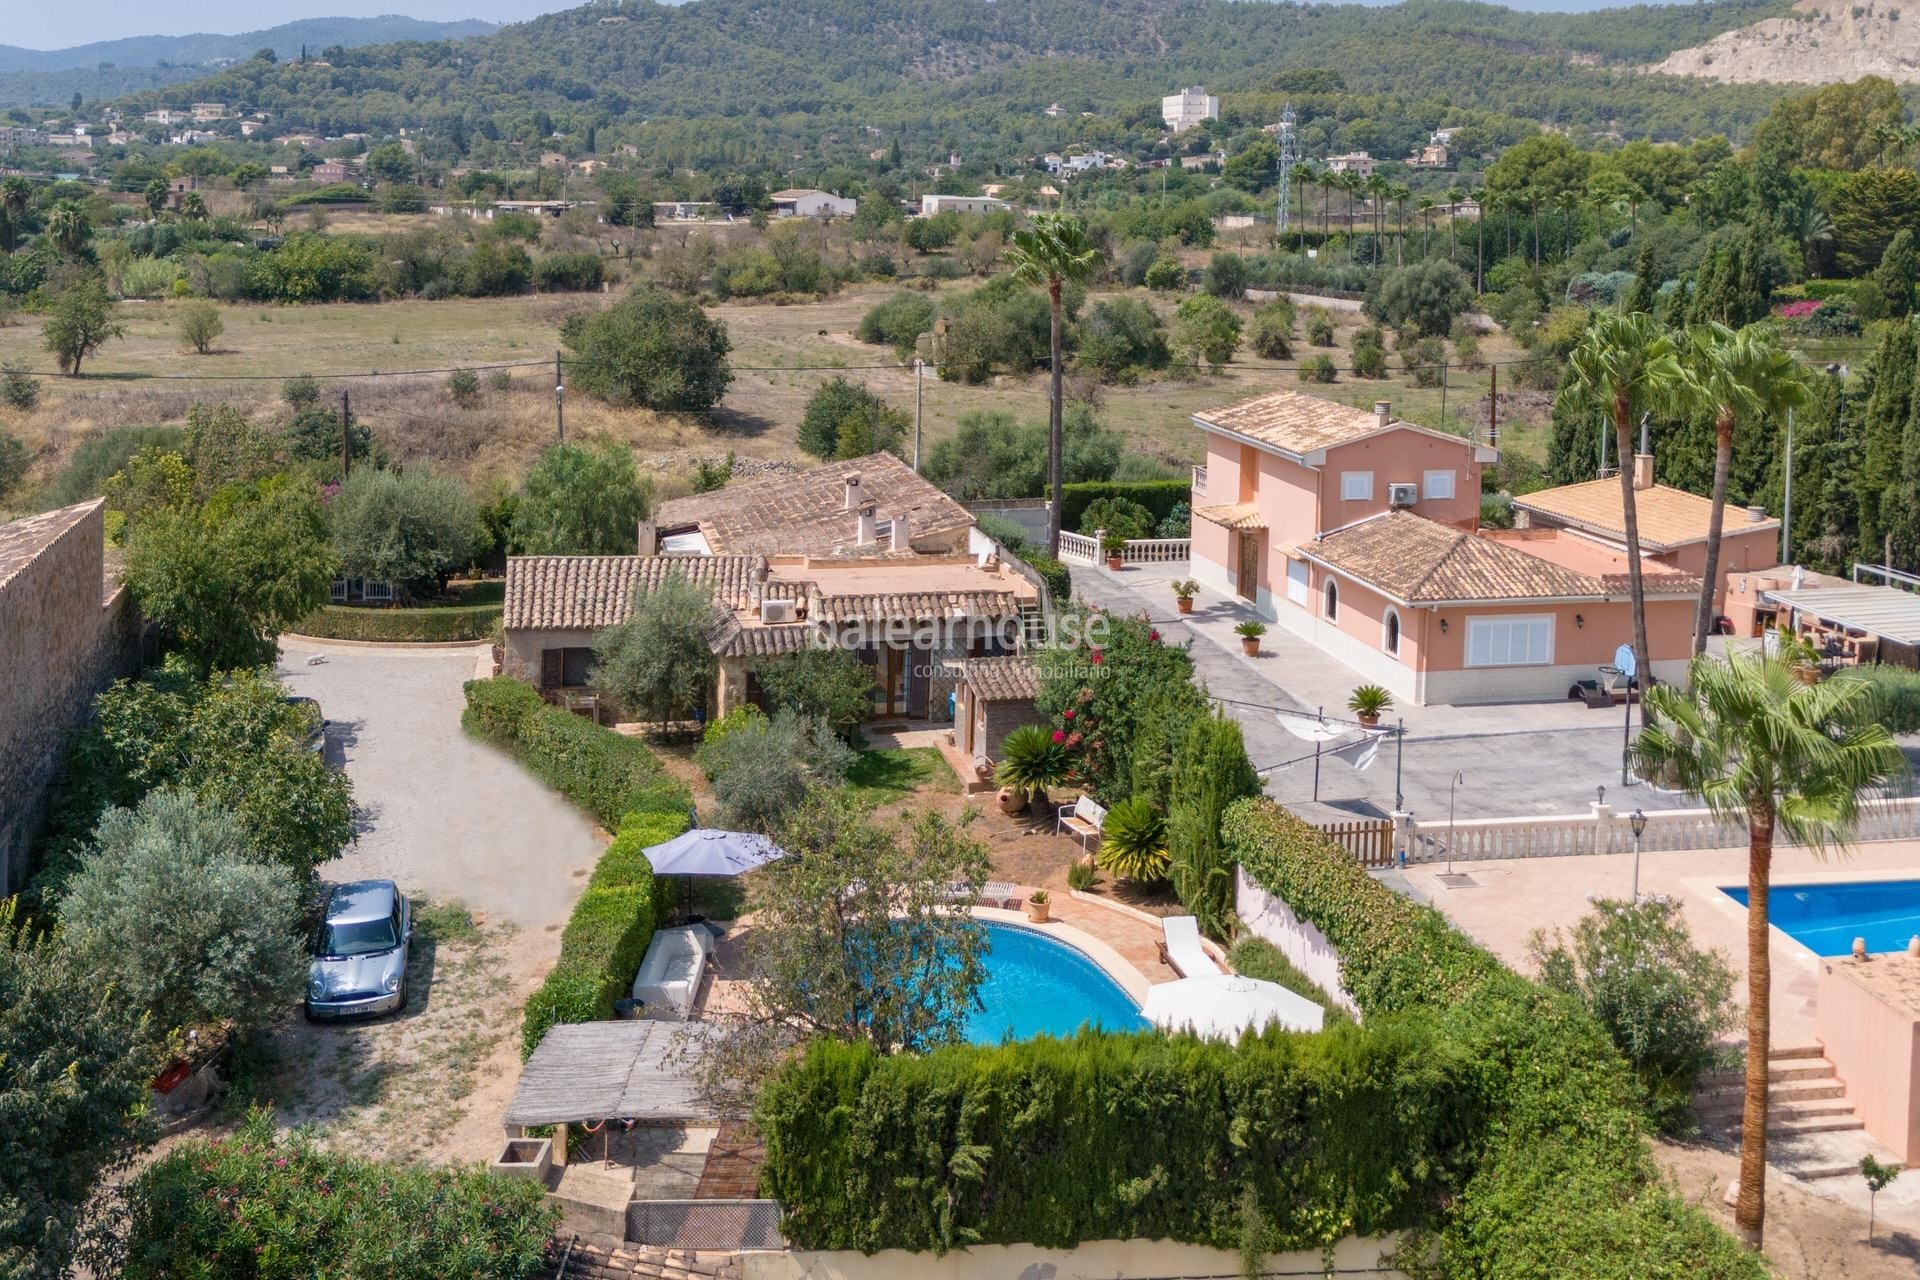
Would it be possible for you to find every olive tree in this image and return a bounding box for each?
[1371,260,1473,338]
[330,467,485,593]
[177,300,223,354]
[43,277,124,376]
[593,571,718,725]
[561,283,733,411]
[59,790,306,1044]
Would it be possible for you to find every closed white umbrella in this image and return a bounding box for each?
[1143,974,1326,1039]
[643,829,783,877]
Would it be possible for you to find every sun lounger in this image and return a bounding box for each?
[1160,915,1224,978]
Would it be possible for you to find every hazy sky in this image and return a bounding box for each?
[1,3,577,51]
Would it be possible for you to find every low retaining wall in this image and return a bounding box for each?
[743,1233,1408,1280]
[1235,866,1360,1017]
[1817,954,1920,1164]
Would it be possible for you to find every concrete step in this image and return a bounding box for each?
[1729,1114,1865,1138]
[1767,1044,1827,1062]
[1698,1063,1835,1089]
[1695,1081,1847,1120]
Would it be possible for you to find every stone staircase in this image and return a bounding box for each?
[1693,1045,1893,1181]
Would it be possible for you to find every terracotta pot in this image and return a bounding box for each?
[1027,899,1051,924]
[1176,596,1194,614]
[1356,711,1380,728]
[1241,637,1261,657]
[996,785,1027,815]
[1106,554,1124,570]
[1794,665,1820,685]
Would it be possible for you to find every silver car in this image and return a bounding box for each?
[306,880,412,1019]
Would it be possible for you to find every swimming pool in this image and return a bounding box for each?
[1722,879,1920,956]
[962,921,1148,1044]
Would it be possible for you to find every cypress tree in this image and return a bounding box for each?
[1877,229,1918,320]
[1165,712,1260,938]
[1621,243,1657,315]
[1858,319,1915,565]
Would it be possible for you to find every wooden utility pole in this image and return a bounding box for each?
[340,390,351,478]
[1486,364,1498,447]
[913,358,924,472]
[555,351,565,444]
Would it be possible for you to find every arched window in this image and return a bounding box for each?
[1323,578,1339,621]
[1383,608,1401,656]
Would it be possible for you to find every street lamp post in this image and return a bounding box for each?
[1630,808,1648,903]
[1447,770,1467,875]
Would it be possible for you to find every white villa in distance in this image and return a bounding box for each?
[1161,86,1219,133]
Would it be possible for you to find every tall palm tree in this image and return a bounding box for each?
[1635,653,1907,1251]
[1677,323,1813,656]
[1416,195,1436,260]
[1006,212,1101,557]
[1445,184,1466,265]
[46,200,89,258]
[1365,175,1391,264]
[1390,183,1411,266]
[178,192,208,222]
[1295,162,1321,244]
[1564,311,1685,686]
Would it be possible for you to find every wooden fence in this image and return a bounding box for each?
[1316,818,1396,868]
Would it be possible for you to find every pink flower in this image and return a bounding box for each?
[1776,299,1821,320]
[1148,629,1160,641]
[1066,731,1083,748]
[1089,650,1104,665]
[1063,709,1075,720]
[1052,730,1066,744]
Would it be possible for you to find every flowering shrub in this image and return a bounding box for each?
[1034,613,1206,802]
[118,1110,556,1279]
[1777,298,1860,338]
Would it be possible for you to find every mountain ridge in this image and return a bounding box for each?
[0,15,498,72]
[1651,0,1920,84]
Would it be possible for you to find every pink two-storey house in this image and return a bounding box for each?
[1189,389,1706,705]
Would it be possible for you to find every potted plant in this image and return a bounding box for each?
[1027,888,1051,923]
[1171,578,1200,614]
[1347,683,1392,727]
[1773,626,1822,684]
[1235,620,1267,657]
[995,723,1070,814]
[1101,533,1128,571]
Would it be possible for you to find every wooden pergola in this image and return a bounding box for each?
[505,1021,722,1166]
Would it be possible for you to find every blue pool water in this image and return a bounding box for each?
[963,922,1148,1044]
[1722,880,1920,956]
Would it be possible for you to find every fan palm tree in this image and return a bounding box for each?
[1444,184,1466,264]
[45,200,89,258]
[1564,311,1685,685]
[1677,323,1813,656]
[1793,202,1833,278]
[1365,175,1391,264]
[1006,212,1102,557]
[1416,195,1436,260]
[178,192,208,222]
[1635,653,1907,1250]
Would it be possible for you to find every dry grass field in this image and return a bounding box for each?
[0,279,1549,500]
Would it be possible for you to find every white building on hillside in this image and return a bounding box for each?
[769,188,856,218]
[1161,86,1218,133]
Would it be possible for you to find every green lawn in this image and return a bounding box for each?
[844,747,957,806]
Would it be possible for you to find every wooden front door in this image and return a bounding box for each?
[1237,532,1259,601]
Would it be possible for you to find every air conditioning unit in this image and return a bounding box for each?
[760,598,799,624]
[1387,483,1418,508]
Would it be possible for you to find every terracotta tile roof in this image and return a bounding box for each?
[505,555,765,630]
[1302,512,1607,603]
[1512,479,1778,552]
[710,618,815,657]
[947,655,1040,701]
[0,499,102,595]
[655,452,973,557]
[812,591,1024,623]
[1193,388,1392,456]
[1193,501,1266,531]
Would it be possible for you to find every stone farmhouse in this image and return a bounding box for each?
[502,453,1045,723]
[0,500,140,891]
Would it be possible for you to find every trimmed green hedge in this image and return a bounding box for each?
[1022,551,1071,604]
[299,601,503,642]
[759,1021,1473,1254]
[1060,480,1191,532]
[459,678,695,1056]
[1223,800,1765,1279]
[462,677,690,829]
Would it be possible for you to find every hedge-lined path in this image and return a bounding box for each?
[249,637,608,1167]
[276,635,604,930]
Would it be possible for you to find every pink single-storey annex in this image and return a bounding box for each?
[1187,389,1722,705]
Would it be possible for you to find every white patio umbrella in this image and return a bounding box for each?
[643,828,784,877]
[1143,974,1326,1040]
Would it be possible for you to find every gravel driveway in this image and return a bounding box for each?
[275,636,603,932]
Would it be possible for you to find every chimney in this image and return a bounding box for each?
[1792,565,1806,589]
[889,513,911,552]
[1632,454,1655,491]
[842,472,865,511]
[636,518,657,556]
[1374,400,1392,429]
[1745,505,1767,525]
[856,502,877,546]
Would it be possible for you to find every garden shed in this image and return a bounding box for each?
[948,655,1043,775]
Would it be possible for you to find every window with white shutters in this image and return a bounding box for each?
[1465,616,1554,667]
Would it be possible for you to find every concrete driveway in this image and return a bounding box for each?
[276,636,604,931]
[1073,561,1887,822]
